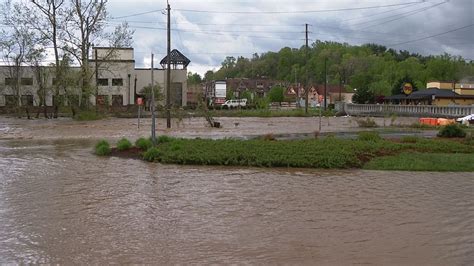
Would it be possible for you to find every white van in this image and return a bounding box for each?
[222,99,247,109]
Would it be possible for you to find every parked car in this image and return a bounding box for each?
[222,99,247,109]
[456,114,474,125]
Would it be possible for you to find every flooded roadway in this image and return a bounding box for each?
[0,138,473,264]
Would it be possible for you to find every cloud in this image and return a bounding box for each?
[7,0,472,76]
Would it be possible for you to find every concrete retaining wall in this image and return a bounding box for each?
[345,104,474,118]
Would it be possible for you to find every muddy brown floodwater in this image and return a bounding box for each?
[0,136,473,264]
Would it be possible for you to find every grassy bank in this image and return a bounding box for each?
[98,135,472,171]
[364,152,474,172]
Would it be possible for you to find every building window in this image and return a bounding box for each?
[98,78,109,86]
[21,95,34,106]
[21,78,33,86]
[112,78,123,86]
[5,78,15,86]
[5,95,16,106]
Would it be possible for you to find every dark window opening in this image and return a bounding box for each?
[112,78,123,86]
[21,78,33,86]
[21,95,34,106]
[98,78,109,86]
[5,95,16,106]
[5,78,15,86]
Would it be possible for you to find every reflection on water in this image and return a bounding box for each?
[0,139,473,264]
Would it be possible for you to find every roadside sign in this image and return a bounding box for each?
[318,95,323,103]
[137,97,143,105]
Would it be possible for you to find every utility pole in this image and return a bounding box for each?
[151,53,156,144]
[304,23,309,114]
[324,57,328,111]
[166,1,172,128]
[95,48,99,114]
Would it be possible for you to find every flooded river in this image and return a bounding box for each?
[0,139,473,264]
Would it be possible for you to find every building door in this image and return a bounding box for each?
[171,82,182,107]
[112,95,123,106]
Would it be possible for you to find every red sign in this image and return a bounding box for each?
[403,83,413,95]
[137,97,143,105]
[318,95,324,103]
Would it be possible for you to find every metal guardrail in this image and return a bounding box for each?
[344,104,474,118]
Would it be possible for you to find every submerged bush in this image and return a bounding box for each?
[355,117,377,128]
[143,147,161,162]
[135,137,153,150]
[357,131,382,142]
[95,140,111,156]
[437,124,466,138]
[117,138,132,151]
[75,111,104,121]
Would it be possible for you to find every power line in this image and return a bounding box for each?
[174,2,423,14]
[110,9,165,19]
[341,2,422,22]
[388,23,474,46]
[357,1,447,29]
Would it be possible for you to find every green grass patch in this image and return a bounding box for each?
[116,138,132,151]
[358,131,382,142]
[364,152,474,172]
[143,147,161,162]
[95,140,111,156]
[75,110,104,121]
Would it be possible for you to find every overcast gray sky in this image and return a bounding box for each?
[7,0,474,75]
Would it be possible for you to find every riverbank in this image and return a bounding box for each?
[103,135,474,172]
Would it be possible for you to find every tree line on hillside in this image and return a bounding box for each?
[188,41,474,104]
[0,0,134,118]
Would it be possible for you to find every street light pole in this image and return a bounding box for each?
[166,1,171,128]
[151,53,156,144]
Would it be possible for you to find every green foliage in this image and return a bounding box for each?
[187,72,202,85]
[268,86,285,103]
[352,87,375,104]
[364,152,474,172]
[255,97,270,109]
[437,124,467,138]
[141,83,163,102]
[355,117,377,128]
[357,131,382,142]
[157,135,175,144]
[95,140,111,156]
[143,147,161,162]
[75,110,104,121]
[116,138,132,151]
[135,137,153,150]
[401,136,420,143]
[205,41,473,98]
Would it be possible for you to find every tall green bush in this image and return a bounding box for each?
[117,138,132,151]
[437,124,466,138]
[95,140,111,156]
[135,137,153,150]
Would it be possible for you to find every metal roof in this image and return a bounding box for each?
[160,49,190,68]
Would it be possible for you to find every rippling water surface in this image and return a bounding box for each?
[0,139,473,264]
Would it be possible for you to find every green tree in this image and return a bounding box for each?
[268,86,285,103]
[352,87,375,104]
